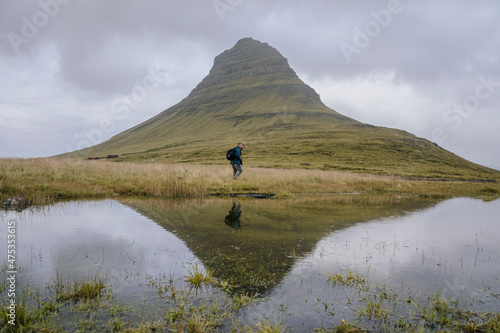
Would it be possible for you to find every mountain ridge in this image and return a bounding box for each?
[58,38,500,181]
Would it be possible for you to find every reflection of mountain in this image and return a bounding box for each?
[118,195,439,294]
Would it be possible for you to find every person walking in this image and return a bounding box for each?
[230,143,245,180]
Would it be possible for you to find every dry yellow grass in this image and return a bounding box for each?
[0,158,498,205]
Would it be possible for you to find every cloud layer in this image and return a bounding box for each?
[1,0,499,169]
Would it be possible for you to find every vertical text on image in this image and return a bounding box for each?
[6,220,17,325]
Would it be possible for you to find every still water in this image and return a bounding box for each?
[1,195,499,331]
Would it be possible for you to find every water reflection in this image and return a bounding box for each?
[0,200,200,307]
[240,198,500,331]
[1,195,498,331]
[224,201,242,232]
[119,194,441,294]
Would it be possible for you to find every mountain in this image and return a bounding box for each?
[60,38,500,180]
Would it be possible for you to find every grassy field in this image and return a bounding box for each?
[1,158,499,205]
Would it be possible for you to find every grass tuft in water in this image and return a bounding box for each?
[254,317,288,333]
[324,270,500,332]
[327,270,366,288]
[51,273,107,301]
[315,319,366,333]
[0,291,61,332]
[185,263,215,289]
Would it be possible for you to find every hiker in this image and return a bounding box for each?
[230,143,245,180]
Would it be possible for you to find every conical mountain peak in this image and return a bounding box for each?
[188,37,321,102]
[58,38,500,182]
[210,37,297,79]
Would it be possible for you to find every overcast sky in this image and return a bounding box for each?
[1,0,499,169]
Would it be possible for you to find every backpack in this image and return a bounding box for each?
[226,147,237,160]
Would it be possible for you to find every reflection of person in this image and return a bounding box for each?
[224,201,242,232]
[230,143,245,180]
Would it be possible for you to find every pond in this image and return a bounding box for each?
[1,195,499,331]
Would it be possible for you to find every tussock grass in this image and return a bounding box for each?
[1,158,499,205]
[254,317,288,333]
[0,273,108,332]
[51,273,107,302]
[185,264,215,289]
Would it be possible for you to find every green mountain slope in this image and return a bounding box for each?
[59,38,500,180]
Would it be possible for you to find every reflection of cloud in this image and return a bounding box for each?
[0,200,200,292]
[291,197,500,291]
[241,198,500,329]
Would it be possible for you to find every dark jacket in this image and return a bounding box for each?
[230,147,243,165]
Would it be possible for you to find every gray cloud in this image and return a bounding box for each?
[0,0,499,168]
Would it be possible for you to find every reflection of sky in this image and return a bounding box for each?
[1,197,499,330]
[306,198,500,289]
[0,200,200,304]
[243,198,500,329]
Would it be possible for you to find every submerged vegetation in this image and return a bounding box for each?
[327,270,366,288]
[0,158,499,205]
[51,273,107,302]
[0,271,270,332]
[2,269,499,332]
[323,271,500,333]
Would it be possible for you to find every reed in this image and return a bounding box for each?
[1,158,499,205]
